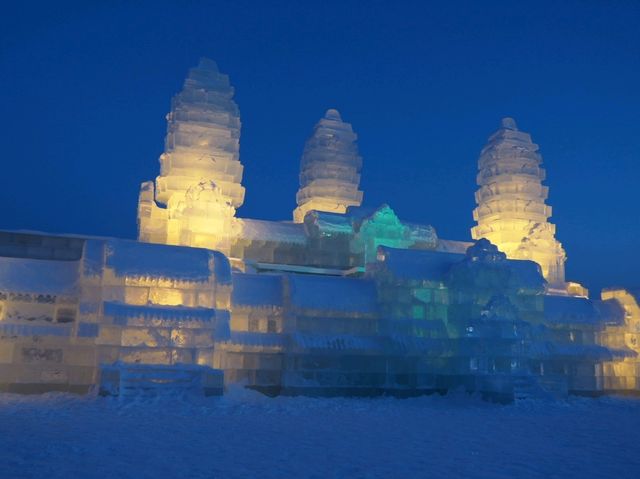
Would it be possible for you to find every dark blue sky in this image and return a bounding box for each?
[1,1,639,294]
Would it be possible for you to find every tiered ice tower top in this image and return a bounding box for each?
[155,58,245,208]
[293,109,364,223]
[471,118,566,285]
[137,59,244,253]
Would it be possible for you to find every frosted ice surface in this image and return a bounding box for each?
[303,211,354,236]
[593,300,626,326]
[288,275,377,313]
[0,257,79,295]
[373,246,463,281]
[543,296,627,331]
[231,273,284,307]
[291,332,381,351]
[0,323,73,337]
[435,238,473,254]
[103,302,217,324]
[228,331,286,348]
[105,239,215,282]
[506,259,547,290]
[238,219,306,245]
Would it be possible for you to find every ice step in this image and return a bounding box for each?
[99,363,224,397]
[120,367,201,396]
[513,374,568,401]
[513,375,542,401]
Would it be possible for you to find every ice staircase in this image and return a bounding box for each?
[513,374,568,401]
[99,363,224,397]
[512,375,539,401]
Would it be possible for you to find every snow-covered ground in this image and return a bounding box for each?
[1,389,639,478]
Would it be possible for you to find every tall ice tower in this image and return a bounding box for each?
[137,58,244,254]
[471,118,566,285]
[293,109,363,223]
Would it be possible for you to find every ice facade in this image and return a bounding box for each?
[1,59,639,401]
[0,233,230,395]
[292,109,364,223]
[471,118,567,286]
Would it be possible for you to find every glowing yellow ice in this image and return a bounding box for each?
[599,289,640,390]
[471,118,566,285]
[137,59,243,254]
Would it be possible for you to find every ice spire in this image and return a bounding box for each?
[293,109,363,223]
[137,58,244,254]
[471,117,566,285]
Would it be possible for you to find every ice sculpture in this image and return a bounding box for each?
[471,118,566,285]
[293,109,364,223]
[3,57,639,401]
[138,58,244,254]
[350,205,437,264]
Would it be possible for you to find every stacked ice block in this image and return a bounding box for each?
[293,109,364,223]
[138,58,244,254]
[471,118,566,285]
[0,232,231,396]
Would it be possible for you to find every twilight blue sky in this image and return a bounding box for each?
[1,0,639,294]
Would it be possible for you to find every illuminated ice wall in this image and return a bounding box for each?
[293,109,363,223]
[137,58,244,254]
[471,118,566,285]
[0,232,231,395]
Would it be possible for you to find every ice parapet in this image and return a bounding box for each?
[598,289,640,390]
[137,58,244,254]
[293,109,364,223]
[471,118,566,285]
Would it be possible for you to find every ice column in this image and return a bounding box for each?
[293,109,363,223]
[471,118,566,284]
[137,58,244,254]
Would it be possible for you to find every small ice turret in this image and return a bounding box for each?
[292,109,364,223]
[471,118,566,285]
[137,58,244,253]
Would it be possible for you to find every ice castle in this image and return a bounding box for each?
[1,59,638,401]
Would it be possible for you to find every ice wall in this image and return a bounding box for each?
[138,58,244,254]
[293,109,364,223]
[0,230,636,399]
[471,118,566,285]
[92,238,231,396]
[0,231,231,395]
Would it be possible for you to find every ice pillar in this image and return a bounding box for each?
[471,118,566,285]
[293,109,363,223]
[137,58,244,254]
